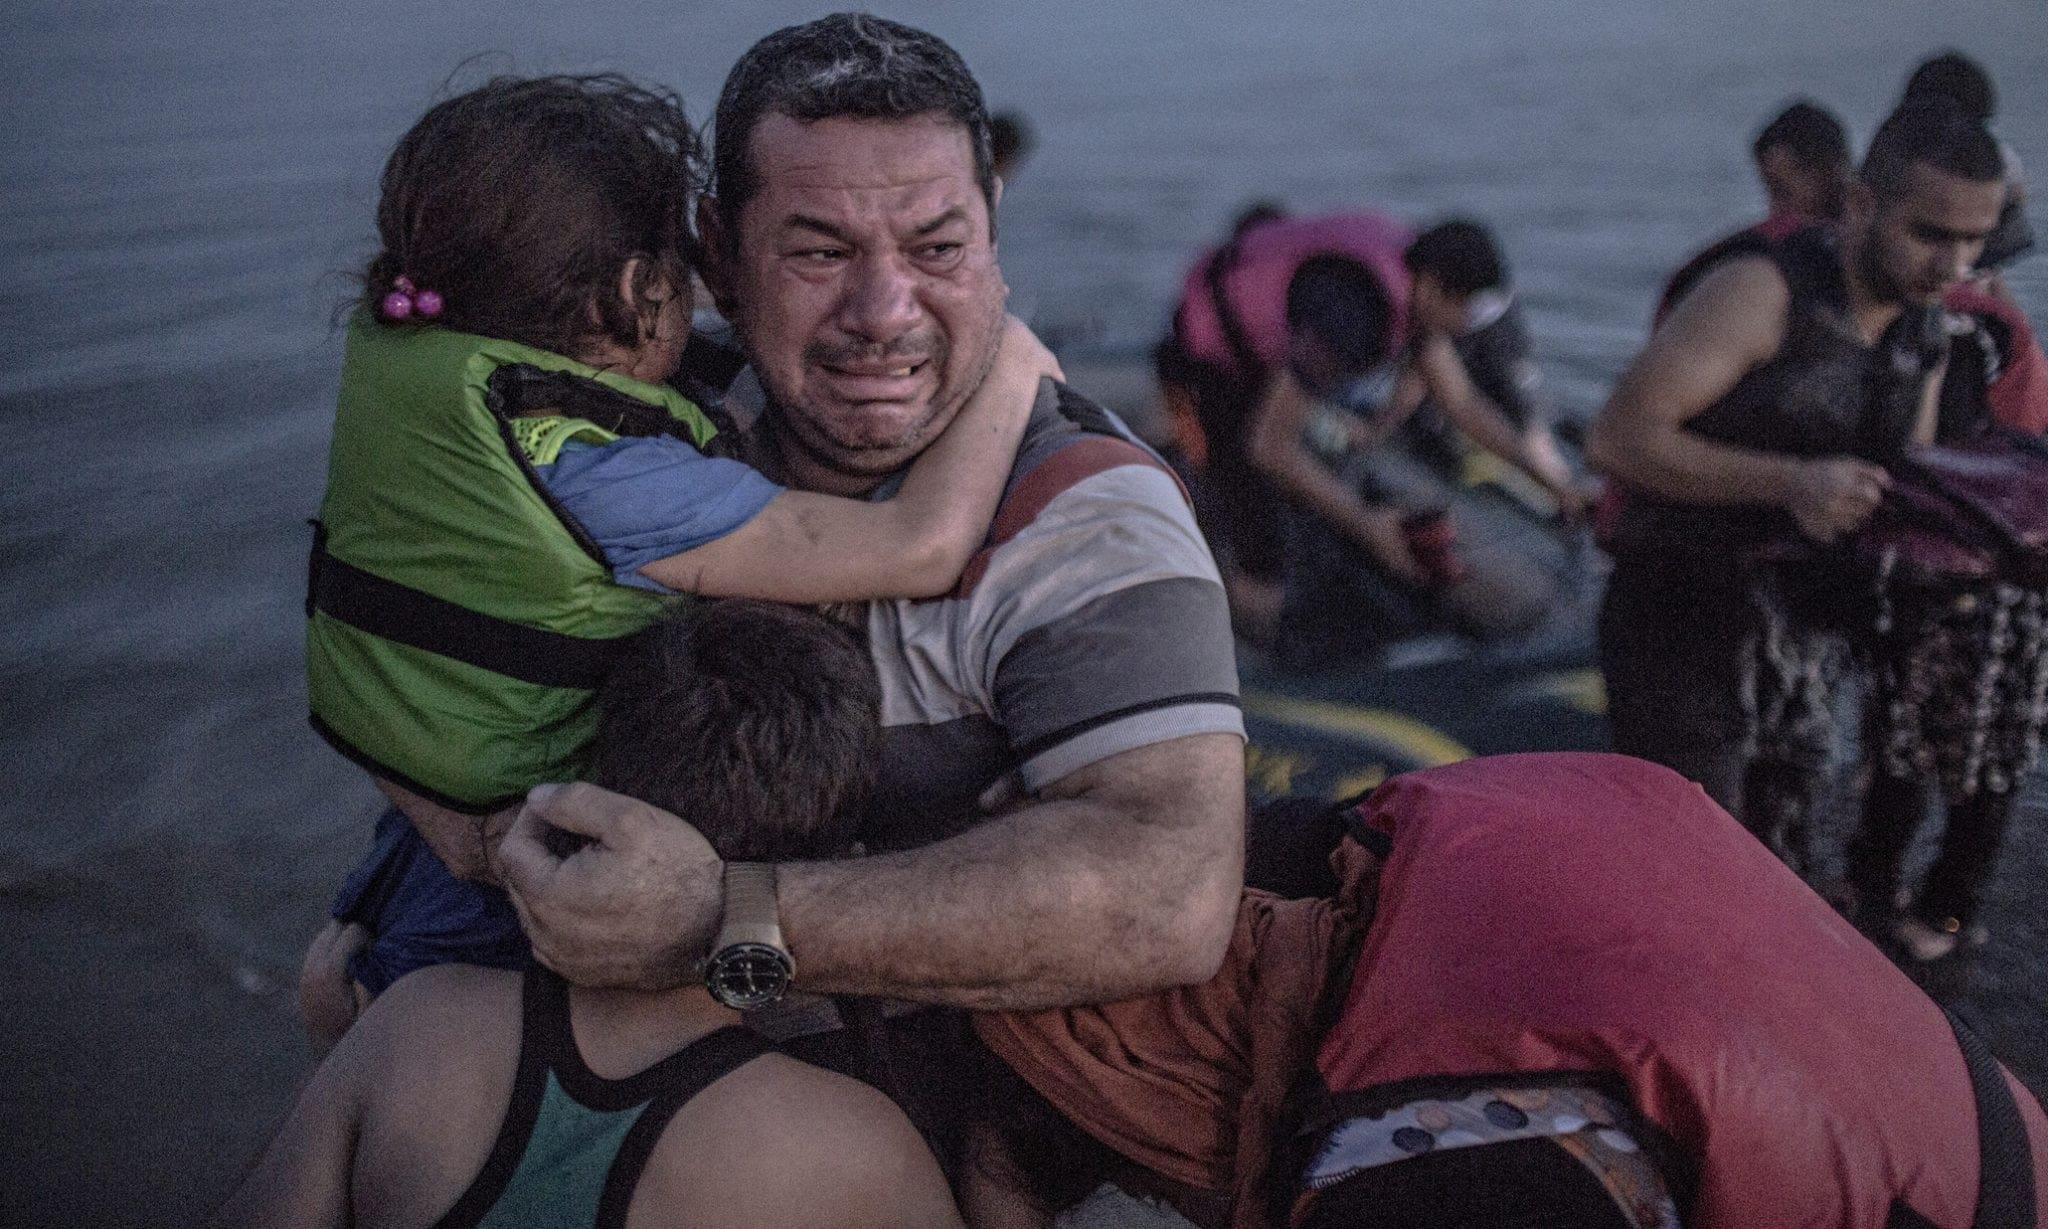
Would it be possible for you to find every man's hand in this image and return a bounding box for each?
[494,783,723,990]
[1786,456,1889,543]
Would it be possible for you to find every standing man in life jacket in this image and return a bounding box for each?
[1586,102,2008,852]
[1156,208,1577,663]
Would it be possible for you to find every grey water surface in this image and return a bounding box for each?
[2,0,2045,1221]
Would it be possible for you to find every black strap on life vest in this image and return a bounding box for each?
[1944,1006,2037,1229]
[305,519,628,692]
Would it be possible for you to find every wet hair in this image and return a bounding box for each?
[1285,256,1394,375]
[1860,99,2004,201]
[712,12,995,247]
[365,74,703,360]
[1403,219,1507,297]
[588,600,879,863]
[990,111,1035,173]
[1902,50,1996,123]
[1752,99,1852,175]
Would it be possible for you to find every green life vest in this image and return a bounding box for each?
[306,315,719,811]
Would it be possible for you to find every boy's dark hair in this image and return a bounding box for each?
[1751,99,1852,173]
[1861,99,2003,201]
[365,74,702,361]
[1285,255,1394,376]
[1902,50,1996,123]
[588,600,880,863]
[1403,219,1507,297]
[712,12,995,247]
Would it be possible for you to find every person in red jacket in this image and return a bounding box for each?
[965,754,2048,1229]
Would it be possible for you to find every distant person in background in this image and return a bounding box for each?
[990,110,1036,181]
[1374,219,1578,506]
[1900,49,2033,285]
[216,603,961,1229]
[1654,98,1853,324]
[1156,207,1572,664]
[1588,103,2007,861]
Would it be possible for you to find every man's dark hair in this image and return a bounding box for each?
[1860,98,2004,200]
[588,600,880,863]
[366,74,702,359]
[1902,50,1996,123]
[990,111,1035,172]
[1403,220,1507,296]
[1285,255,1393,375]
[1751,99,1852,173]
[712,12,994,246]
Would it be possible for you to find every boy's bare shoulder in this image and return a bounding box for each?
[628,1053,962,1229]
[349,964,522,1112]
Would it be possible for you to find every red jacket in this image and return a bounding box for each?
[1314,753,2048,1227]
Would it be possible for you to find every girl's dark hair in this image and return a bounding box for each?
[365,73,703,360]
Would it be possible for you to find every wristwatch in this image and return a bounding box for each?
[701,862,794,1010]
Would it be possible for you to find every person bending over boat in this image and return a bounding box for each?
[1369,218,1579,507]
[487,12,1248,1163]
[1155,207,1575,665]
[1586,101,2007,860]
[220,602,961,1229]
[298,72,1055,1044]
[965,754,2048,1228]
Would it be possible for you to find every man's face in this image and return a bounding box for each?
[1851,162,2004,306]
[711,113,1006,486]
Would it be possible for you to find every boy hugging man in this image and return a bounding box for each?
[214,601,961,1229]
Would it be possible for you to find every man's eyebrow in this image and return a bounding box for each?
[911,207,969,238]
[784,214,853,244]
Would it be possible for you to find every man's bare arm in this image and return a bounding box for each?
[1586,256,1889,541]
[498,732,1246,1010]
[781,731,1244,1008]
[1410,335,1576,499]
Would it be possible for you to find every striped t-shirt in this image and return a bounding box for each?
[854,379,1244,850]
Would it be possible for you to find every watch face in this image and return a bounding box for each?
[704,942,794,1011]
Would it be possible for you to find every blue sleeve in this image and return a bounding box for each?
[532,435,783,593]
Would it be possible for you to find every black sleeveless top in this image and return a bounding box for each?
[1610,227,1946,563]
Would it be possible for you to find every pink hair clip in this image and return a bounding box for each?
[379,274,444,321]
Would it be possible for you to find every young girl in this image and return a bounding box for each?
[300,73,1047,1040]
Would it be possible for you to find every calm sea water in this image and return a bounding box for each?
[2,0,2044,975]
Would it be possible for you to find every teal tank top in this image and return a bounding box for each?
[433,966,770,1229]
